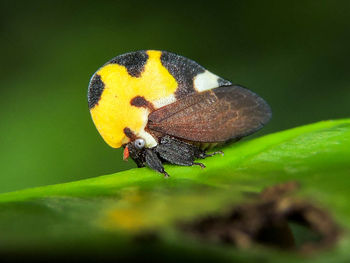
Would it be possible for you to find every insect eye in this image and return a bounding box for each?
[134,138,145,149]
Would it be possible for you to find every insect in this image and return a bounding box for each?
[88,50,271,177]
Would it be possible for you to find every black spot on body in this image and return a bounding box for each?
[160,51,205,98]
[123,127,136,140]
[88,74,105,109]
[131,96,148,107]
[130,96,155,111]
[109,51,148,77]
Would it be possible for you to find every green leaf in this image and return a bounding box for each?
[0,119,349,262]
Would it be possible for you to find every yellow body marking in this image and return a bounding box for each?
[90,51,177,148]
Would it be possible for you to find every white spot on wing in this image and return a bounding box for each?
[153,94,176,109]
[193,70,222,92]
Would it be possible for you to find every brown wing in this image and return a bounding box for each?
[147,85,272,143]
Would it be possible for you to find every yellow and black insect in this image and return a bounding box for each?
[88,50,271,177]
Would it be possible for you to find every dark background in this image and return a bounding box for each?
[1,0,349,193]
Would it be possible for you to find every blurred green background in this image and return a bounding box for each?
[1,0,349,193]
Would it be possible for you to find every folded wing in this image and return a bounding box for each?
[147,85,272,143]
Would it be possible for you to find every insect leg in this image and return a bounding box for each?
[193,162,206,168]
[198,151,224,159]
[156,136,205,168]
[145,149,169,177]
